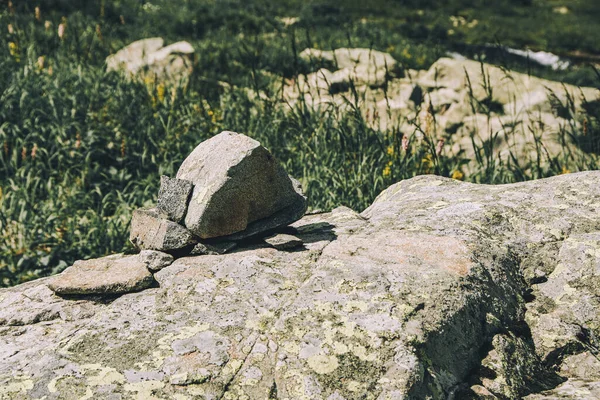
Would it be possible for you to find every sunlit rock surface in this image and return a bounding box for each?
[106,37,194,86]
[3,172,600,398]
[283,51,600,173]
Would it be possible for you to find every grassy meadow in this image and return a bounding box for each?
[1,0,599,286]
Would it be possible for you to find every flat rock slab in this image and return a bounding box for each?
[46,254,155,295]
[130,208,197,251]
[4,173,600,399]
[264,233,303,250]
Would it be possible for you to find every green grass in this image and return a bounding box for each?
[0,0,599,286]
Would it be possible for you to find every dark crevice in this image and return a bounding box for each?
[412,240,573,399]
[268,380,278,399]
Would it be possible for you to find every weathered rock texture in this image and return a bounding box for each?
[106,37,194,85]
[3,172,600,398]
[299,48,399,89]
[139,250,175,273]
[284,50,600,173]
[177,131,307,239]
[130,208,197,251]
[156,175,193,224]
[46,254,155,295]
[264,233,303,250]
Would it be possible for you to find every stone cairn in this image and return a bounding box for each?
[47,131,307,296]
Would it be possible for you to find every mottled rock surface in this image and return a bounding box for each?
[130,208,197,251]
[3,173,600,398]
[299,48,398,88]
[156,176,193,224]
[46,254,155,295]
[139,250,174,272]
[283,51,600,173]
[106,37,194,85]
[264,233,303,250]
[177,131,307,239]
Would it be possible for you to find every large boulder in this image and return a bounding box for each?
[106,37,194,86]
[177,131,307,239]
[3,172,600,398]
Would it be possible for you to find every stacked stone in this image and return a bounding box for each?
[48,131,307,296]
[129,131,307,252]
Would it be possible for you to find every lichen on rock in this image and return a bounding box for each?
[4,168,600,398]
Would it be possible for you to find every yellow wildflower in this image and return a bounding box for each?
[421,154,434,173]
[157,83,166,103]
[383,161,393,178]
[8,42,18,57]
[143,74,156,89]
[451,170,464,180]
[386,145,394,156]
[561,166,570,175]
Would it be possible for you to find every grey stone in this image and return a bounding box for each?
[189,241,237,256]
[177,131,307,239]
[264,233,303,250]
[106,38,194,86]
[46,254,154,295]
[5,172,600,398]
[299,48,399,87]
[139,250,174,272]
[156,175,193,224]
[129,208,197,251]
[218,179,307,242]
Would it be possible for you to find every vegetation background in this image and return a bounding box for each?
[1,0,599,286]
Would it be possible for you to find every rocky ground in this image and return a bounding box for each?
[282,48,600,174]
[107,40,600,176]
[2,170,600,399]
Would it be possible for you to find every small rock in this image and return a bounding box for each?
[47,254,154,295]
[177,131,307,239]
[139,250,174,272]
[156,175,193,224]
[130,208,197,251]
[190,241,237,256]
[264,233,303,250]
